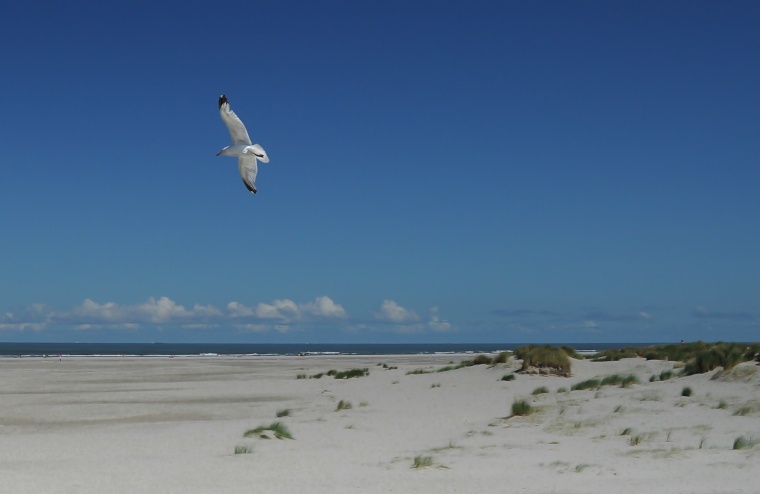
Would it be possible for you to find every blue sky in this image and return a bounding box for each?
[1,1,758,344]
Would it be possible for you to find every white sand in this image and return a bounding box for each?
[1,354,759,493]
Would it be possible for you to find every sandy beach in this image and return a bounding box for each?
[1,353,758,493]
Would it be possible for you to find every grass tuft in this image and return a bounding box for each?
[733,406,752,416]
[514,345,572,376]
[571,378,600,391]
[681,387,692,397]
[413,455,433,469]
[511,399,533,417]
[244,422,293,440]
[491,351,512,364]
[593,342,760,375]
[330,368,369,379]
[733,436,750,450]
[532,386,549,395]
[234,445,253,454]
[407,368,432,375]
[336,400,353,411]
[276,408,292,417]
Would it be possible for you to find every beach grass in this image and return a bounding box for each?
[234,445,253,454]
[511,399,533,417]
[571,375,639,391]
[276,408,292,417]
[336,400,352,411]
[733,406,752,417]
[591,342,760,375]
[490,351,511,365]
[681,387,692,397]
[571,378,600,391]
[413,455,433,469]
[244,422,293,440]
[733,436,750,450]
[327,368,369,379]
[532,386,549,395]
[514,345,572,376]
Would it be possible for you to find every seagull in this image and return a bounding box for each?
[216,94,269,194]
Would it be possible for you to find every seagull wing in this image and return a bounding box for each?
[249,143,269,163]
[219,95,252,146]
[238,155,259,194]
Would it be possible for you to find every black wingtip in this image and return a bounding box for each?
[242,179,257,194]
[218,94,228,109]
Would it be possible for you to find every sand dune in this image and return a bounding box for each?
[1,354,758,493]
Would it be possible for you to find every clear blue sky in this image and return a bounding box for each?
[1,1,758,344]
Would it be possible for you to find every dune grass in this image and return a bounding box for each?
[234,445,253,454]
[733,406,753,416]
[327,368,369,379]
[276,408,292,417]
[571,374,639,391]
[490,351,512,365]
[300,368,370,379]
[532,386,549,395]
[514,345,572,376]
[413,455,433,469]
[681,387,693,397]
[501,373,515,381]
[407,352,514,376]
[244,422,293,440]
[336,400,352,411]
[592,342,760,375]
[571,378,600,391]
[511,399,533,417]
[407,368,433,375]
[733,436,750,450]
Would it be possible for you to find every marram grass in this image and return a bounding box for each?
[244,422,293,440]
[511,399,533,417]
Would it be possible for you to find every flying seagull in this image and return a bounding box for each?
[216,94,269,194]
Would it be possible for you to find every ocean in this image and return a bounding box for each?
[0,342,651,358]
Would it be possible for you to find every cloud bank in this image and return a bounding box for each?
[0,296,453,336]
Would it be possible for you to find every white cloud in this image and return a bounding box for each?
[253,296,347,322]
[256,299,300,320]
[302,296,347,319]
[1,295,458,336]
[428,306,453,332]
[227,301,255,317]
[375,300,420,324]
[138,296,191,323]
[74,299,123,322]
